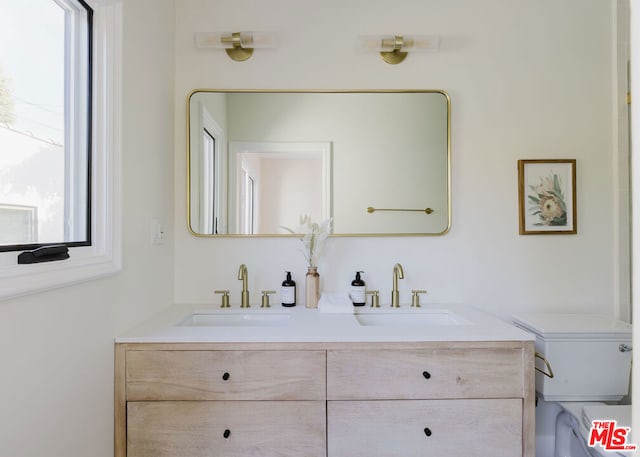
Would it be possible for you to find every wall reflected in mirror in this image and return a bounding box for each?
[188,90,450,236]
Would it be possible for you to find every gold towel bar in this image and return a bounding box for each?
[367,206,434,214]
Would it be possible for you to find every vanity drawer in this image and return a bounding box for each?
[327,348,524,399]
[128,400,326,457]
[327,399,522,457]
[126,350,325,400]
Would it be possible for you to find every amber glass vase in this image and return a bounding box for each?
[305,266,320,308]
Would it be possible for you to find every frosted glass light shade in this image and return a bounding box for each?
[357,35,440,52]
[194,32,277,49]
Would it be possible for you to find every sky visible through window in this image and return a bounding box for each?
[0,0,66,245]
[0,0,64,143]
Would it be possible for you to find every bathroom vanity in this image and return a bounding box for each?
[115,305,535,457]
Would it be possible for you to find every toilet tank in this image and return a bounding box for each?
[512,313,632,401]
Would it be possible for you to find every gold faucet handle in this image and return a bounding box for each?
[214,290,231,308]
[411,289,427,308]
[260,290,276,308]
[366,290,380,308]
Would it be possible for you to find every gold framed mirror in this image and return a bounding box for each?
[187,90,451,236]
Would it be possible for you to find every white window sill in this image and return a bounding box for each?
[0,247,121,300]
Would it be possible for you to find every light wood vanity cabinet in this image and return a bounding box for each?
[118,347,326,457]
[326,347,529,457]
[328,399,522,457]
[126,349,325,400]
[128,401,326,456]
[327,348,525,399]
[115,342,534,457]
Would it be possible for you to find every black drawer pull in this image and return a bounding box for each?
[223,429,231,439]
[424,427,432,437]
[222,372,230,381]
[422,371,431,379]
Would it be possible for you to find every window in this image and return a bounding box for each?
[0,1,122,300]
[239,169,255,235]
[0,204,37,243]
[0,0,92,252]
[200,128,217,234]
[189,102,226,235]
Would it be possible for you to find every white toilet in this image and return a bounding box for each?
[512,313,633,457]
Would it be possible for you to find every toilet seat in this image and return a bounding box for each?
[558,402,632,457]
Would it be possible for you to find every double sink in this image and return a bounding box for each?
[178,307,472,328]
[178,262,471,330]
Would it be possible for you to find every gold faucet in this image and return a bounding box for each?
[238,264,250,308]
[391,263,404,307]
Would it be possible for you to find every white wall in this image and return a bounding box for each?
[0,1,175,456]
[175,0,627,319]
[259,157,323,233]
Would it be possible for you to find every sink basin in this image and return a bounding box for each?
[354,310,471,327]
[178,312,290,327]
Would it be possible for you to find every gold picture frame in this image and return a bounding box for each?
[518,159,577,235]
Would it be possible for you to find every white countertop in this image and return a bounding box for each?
[116,303,534,343]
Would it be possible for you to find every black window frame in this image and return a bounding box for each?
[0,0,93,253]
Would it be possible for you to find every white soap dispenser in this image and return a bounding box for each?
[350,271,366,306]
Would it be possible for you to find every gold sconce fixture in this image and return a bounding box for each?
[194,31,276,62]
[358,35,440,65]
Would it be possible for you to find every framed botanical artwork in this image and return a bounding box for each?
[518,159,577,235]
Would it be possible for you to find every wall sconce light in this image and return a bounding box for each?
[358,35,440,65]
[194,31,276,62]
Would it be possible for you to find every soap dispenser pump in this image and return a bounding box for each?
[350,271,366,306]
[281,271,296,307]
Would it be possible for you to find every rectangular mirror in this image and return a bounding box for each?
[187,90,450,236]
